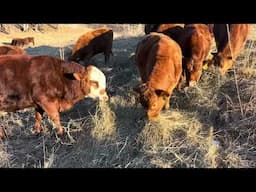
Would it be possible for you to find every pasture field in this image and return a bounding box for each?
[0,24,255,168]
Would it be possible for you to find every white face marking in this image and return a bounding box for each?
[87,66,109,101]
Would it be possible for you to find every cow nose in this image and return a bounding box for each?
[219,67,226,75]
[100,94,109,102]
[147,111,159,121]
[189,81,197,87]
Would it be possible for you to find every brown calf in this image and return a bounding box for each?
[179,24,213,87]
[69,27,113,65]
[210,24,250,74]
[0,55,108,138]
[134,32,182,120]
[0,45,25,55]
[11,37,35,47]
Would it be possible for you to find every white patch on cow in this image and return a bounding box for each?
[86,66,109,101]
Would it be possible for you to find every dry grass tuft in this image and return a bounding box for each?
[91,101,116,141]
[137,111,218,168]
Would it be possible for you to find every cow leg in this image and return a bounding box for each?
[37,100,64,136]
[44,107,63,136]
[0,127,4,138]
[33,106,44,134]
[164,95,171,110]
[177,75,183,91]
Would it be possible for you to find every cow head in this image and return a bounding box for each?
[28,37,35,46]
[69,51,81,62]
[211,52,233,74]
[183,57,202,87]
[85,65,108,101]
[70,48,92,65]
[133,83,169,121]
[72,65,108,102]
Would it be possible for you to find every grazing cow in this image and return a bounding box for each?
[210,24,250,74]
[134,32,182,120]
[144,24,158,34]
[178,24,212,87]
[11,37,35,47]
[0,45,25,55]
[144,24,184,35]
[0,55,108,137]
[69,27,113,65]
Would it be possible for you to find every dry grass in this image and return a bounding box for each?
[0,24,256,168]
[91,102,116,141]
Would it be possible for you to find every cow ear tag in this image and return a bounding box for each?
[203,64,208,70]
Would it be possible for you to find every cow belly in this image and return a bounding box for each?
[0,93,33,112]
[59,101,74,112]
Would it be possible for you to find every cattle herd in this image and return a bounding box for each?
[0,24,250,139]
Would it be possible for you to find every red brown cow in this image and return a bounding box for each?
[210,24,250,74]
[178,24,212,87]
[11,37,35,47]
[144,24,184,37]
[0,45,25,55]
[69,27,113,65]
[0,55,108,138]
[134,32,182,120]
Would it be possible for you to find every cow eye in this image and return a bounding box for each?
[152,103,157,109]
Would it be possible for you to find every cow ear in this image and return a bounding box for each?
[133,83,147,93]
[227,56,232,60]
[73,72,83,80]
[90,80,99,88]
[155,89,170,98]
[133,84,141,93]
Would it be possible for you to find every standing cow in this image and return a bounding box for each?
[144,24,184,39]
[178,24,213,87]
[0,45,25,55]
[210,24,250,74]
[134,32,182,120]
[0,55,108,137]
[11,37,35,47]
[69,27,113,65]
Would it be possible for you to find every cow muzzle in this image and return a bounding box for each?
[189,81,197,87]
[99,94,109,102]
[147,110,160,121]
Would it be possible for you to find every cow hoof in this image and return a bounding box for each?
[32,128,42,135]
[189,81,197,87]
[0,128,4,139]
[56,128,64,136]
[0,128,8,140]
[164,104,170,110]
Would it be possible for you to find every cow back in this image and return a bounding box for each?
[0,45,25,55]
[71,27,113,57]
[136,32,182,91]
[213,24,250,58]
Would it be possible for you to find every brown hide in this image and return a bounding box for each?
[134,32,182,120]
[70,27,113,65]
[0,55,95,137]
[179,24,212,86]
[11,37,35,47]
[0,45,25,55]
[211,24,250,74]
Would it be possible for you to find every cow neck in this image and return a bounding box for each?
[79,68,90,96]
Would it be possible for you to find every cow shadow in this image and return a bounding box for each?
[25,45,72,59]
[2,42,11,45]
